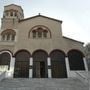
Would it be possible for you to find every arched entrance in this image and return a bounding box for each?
[32,50,48,78]
[0,52,11,69]
[50,50,67,78]
[68,50,85,70]
[14,50,30,78]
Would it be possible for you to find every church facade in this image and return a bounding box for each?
[0,4,88,79]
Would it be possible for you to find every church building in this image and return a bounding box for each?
[0,4,88,80]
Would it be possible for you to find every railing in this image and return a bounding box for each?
[0,65,8,81]
[75,71,88,84]
[0,71,6,81]
[0,65,8,71]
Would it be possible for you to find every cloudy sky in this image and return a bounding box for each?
[0,0,90,45]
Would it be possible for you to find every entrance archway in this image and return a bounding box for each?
[0,52,11,69]
[50,50,67,78]
[68,50,85,70]
[14,50,30,78]
[32,50,48,78]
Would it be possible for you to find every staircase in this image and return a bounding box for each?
[88,71,90,90]
[0,78,89,90]
[0,71,6,81]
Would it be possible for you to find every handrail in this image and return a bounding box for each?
[75,71,86,80]
[75,71,88,84]
[0,71,6,81]
[0,65,8,71]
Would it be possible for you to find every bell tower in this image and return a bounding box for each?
[1,4,24,30]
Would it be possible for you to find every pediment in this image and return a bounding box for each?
[20,14,62,23]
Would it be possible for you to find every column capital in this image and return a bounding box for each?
[65,55,68,58]
[65,57,69,60]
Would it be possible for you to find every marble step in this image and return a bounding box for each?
[0,78,89,90]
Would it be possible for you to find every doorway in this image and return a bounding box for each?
[40,61,45,78]
[33,61,45,78]
[32,50,48,78]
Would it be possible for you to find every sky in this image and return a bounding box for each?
[0,0,90,45]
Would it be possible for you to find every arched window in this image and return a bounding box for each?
[7,34,10,41]
[32,30,36,38]
[10,12,13,16]
[6,12,9,16]
[15,12,17,16]
[43,30,48,38]
[29,25,51,39]
[38,30,42,38]
[1,29,16,41]
[12,35,15,41]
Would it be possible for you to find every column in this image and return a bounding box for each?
[9,12,10,17]
[65,57,71,78]
[29,57,33,78]
[83,57,88,72]
[47,57,52,78]
[13,12,15,17]
[5,34,7,41]
[0,35,1,41]
[15,29,17,42]
[10,34,12,41]
[83,57,89,81]
[9,57,15,78]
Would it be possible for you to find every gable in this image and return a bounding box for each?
[18,15,63,40]
[19,15,62,24]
